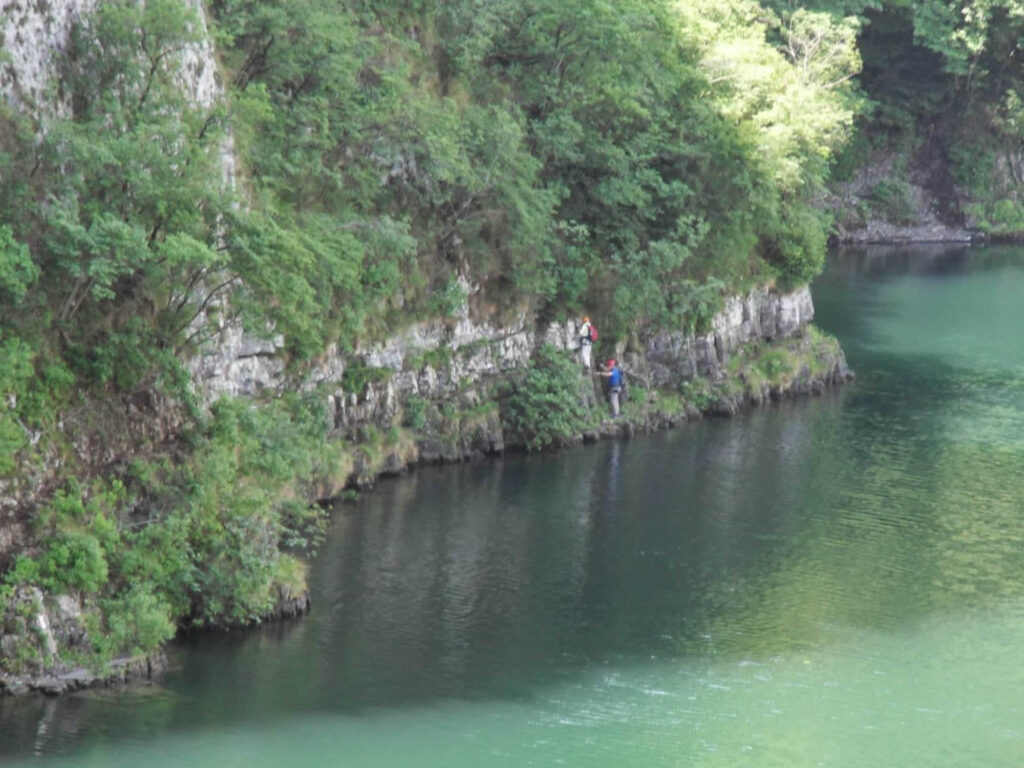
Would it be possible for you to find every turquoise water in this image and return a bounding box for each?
[3,244,1024,766]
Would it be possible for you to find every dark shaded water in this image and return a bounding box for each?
[3,245,1024,766]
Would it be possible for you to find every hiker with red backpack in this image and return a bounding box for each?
[579,316,597,369]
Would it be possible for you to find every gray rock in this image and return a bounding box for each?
[380,451,407,477]
[48,595,81,624]
[0,635,19,658]
[35,677,68,697]
[0,675,27,695]
[417,440,441,463]
[710,396,740,417]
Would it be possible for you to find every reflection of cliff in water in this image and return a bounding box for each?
[306,452,607,705]
[194,406,831,716]
[0,683,179,758]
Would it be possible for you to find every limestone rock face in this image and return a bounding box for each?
[2,0,97,112]
[1,588,81,676]
[190,282,823,439]
[190,325,289,399]
[2,0,224,112]
[644,286,815,387]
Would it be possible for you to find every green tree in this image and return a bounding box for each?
[674,0,862,280]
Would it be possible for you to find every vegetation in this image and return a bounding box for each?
[501,345,587,450]
[1,393,336,663]
[0,0,1018,667]
[778,0,1024,232]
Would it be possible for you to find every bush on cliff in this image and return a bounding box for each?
[501,345,587,451]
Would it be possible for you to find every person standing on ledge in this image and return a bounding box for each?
[578,316,596,369]
[596,358,624,417]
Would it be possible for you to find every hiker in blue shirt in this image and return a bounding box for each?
[596,358,624,417]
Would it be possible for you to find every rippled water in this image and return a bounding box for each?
[3,244,1024,766]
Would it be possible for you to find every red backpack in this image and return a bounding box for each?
[588,324,598,342]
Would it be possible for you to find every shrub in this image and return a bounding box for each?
[763,206,829,285]
[36,532,109,594]
[403,396,429,430]
[985,199,1024,234]
[501,345,586,450]
[279,500,328,553]
[679,378,714,411]
[99,585,175,658]
[948,139,996,193]
[0,225,37,304]
[868,178,917,225]
[274,554,309,597]
[341,364,393,397]
[757,348,794,382]
[0,335,35,475]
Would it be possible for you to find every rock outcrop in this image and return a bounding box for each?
[642,287,814,385]
[826,141,980,244]
[2,0,225,113]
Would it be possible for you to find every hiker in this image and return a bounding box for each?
[596,358,624,417]
[578,316,596,369]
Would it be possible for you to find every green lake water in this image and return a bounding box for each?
[3,244,1024,766]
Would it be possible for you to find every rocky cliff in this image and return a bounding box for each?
[0,270,849,695]
[0,0,847,486]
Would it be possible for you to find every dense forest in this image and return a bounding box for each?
[0,0,1020,667]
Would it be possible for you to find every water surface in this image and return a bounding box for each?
[3,244,1024,766]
